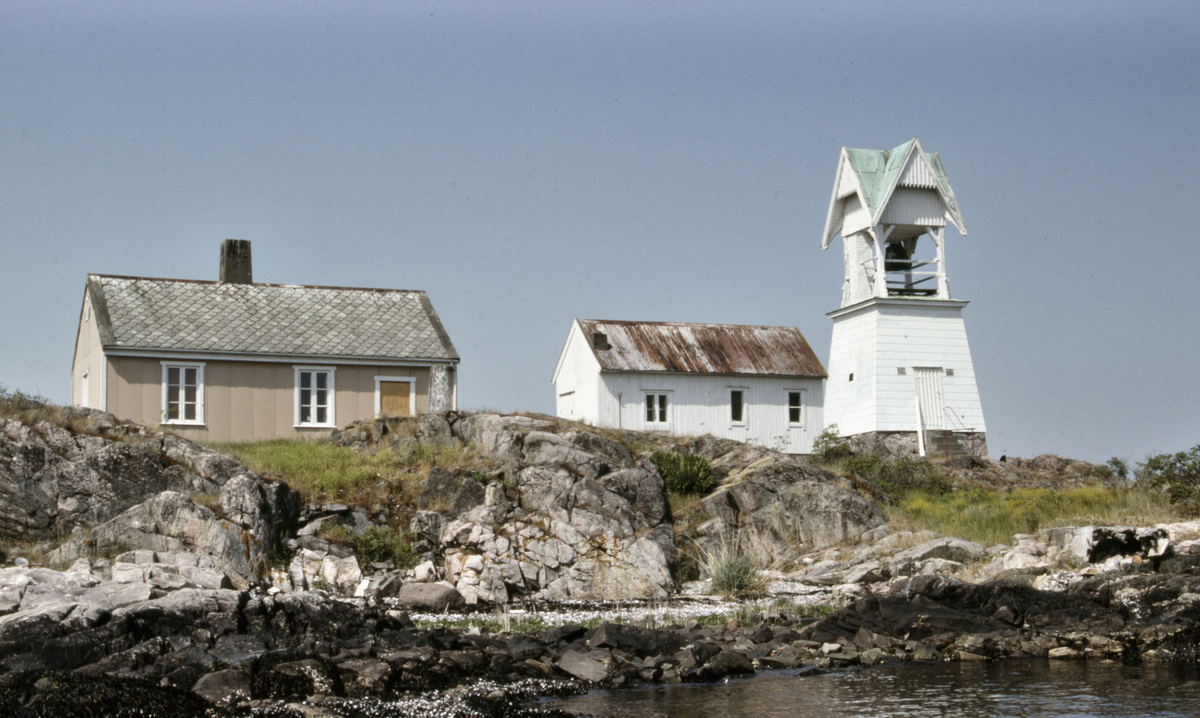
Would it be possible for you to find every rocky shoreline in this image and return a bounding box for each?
[4,405,1200,715]
[2,515,1200,716]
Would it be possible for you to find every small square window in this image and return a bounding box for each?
[897,367,907,375]
[849,373,854,382]
[945,368,955,377]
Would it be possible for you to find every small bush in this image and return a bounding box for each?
[650,451,714,495]
[353,525,415,568]
[1138,445,1200,506]
[708,550,757,596]
[811,424,854,463]
[841,454,952,501]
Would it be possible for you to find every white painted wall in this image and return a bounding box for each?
[588,372,824,453]
[825,297,985,436]
[552,321,604,423]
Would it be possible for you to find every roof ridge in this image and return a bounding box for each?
[90,274,427,294]
[580,318,800,331]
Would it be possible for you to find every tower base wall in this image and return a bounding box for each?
[848,430,988,459]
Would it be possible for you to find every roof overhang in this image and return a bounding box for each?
[101,347,458,367]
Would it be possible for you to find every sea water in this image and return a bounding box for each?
[539,660,1200,717]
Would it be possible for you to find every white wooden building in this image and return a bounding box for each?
[552,319,827,453]
[821,138,987,456]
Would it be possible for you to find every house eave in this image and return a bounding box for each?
[101,347,459,367]
[599,368,828,380]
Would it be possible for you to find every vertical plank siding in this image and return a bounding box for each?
[100,358,435,442]
[594,373,824,453]
[825,299,986,436]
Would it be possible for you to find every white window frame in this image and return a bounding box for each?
[786,389,805,427]
[294,366,336,428]
[643,391,671,428]
[729,386,748,426]
[374,376,416,417]
[80,370,89,408]
[161,361,205,425]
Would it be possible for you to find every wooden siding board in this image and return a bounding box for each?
[596,372,823,452]
[826,298,985,436]
[881,188,947,227]
[92,357,444,442]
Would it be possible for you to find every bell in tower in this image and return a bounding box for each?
[819,139,987,458]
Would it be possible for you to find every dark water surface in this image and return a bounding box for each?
[538,661,1200,717]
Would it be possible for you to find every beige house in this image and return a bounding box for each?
[71,240,459,442]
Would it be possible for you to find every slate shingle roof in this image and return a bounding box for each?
[88,275,458,361]
[577,319,826,378]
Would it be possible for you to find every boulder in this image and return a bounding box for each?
[0,419,218,541]
[702,460,887,565]
[192,669,252,706]
[556,650,612,683]
[433,415,678,603]
[891,537,987,567]
[588,622,687,657]
[395,582,466,610]
[45,492,260,589]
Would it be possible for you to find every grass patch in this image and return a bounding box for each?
[650,451,714,495]
[887,486,1183,546]
[825,454,952,502]
[214,438,487,508]
[695,537,763,597]
[215,439,397,505]
[0,385,91,433]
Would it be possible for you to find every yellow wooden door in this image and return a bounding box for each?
[380,381,411,416]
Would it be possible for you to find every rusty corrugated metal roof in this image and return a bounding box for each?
[578,319,827,378]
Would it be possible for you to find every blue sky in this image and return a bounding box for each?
[2,1,1198,463]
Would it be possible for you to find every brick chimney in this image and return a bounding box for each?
[219,239,252,284]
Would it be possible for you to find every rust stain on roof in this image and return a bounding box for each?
[578,319,827,378]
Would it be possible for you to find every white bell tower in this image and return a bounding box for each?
[821,139,987,457]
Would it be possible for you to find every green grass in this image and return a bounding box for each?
[887,486,1184,546]
[0,385,93,434]
[215,439,399,505]
[215,436,490,515]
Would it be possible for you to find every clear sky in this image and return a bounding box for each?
[2,1,1197,464]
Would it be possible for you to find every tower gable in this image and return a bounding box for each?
[822,138,966,250]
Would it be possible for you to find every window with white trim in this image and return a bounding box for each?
[161,362,205,425]
[81,371,89,408]
[730,389,745,424]
[295,367,336,427]
[787,390,803,425]
[644,393,669,425]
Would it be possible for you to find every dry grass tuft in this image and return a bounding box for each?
[886,486,1185,546]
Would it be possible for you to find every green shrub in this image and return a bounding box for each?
[841,454,952,501]
[811,424,854,463]
[650,451,714,495]
[352,525,415,568]
[708,550,757,596]
[1138,445,1200,506]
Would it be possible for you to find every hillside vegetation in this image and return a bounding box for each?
[1,384,1191,558]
